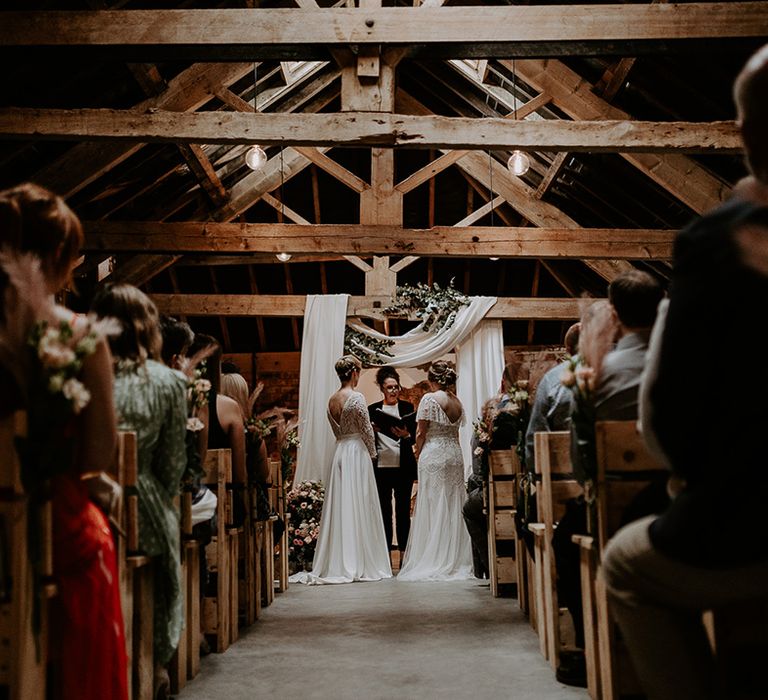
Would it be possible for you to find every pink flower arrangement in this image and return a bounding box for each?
[286,479,325,574]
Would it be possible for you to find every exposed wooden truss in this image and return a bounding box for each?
[2,4,766,60]
[0,109,740,153]
[83,221,674,260]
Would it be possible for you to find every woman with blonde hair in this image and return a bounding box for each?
[291,354,391,584]
[398,360,473,581]
[0,183,127,700]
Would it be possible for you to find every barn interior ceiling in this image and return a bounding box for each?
[0,0,763,352]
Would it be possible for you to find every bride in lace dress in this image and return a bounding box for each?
[398,361,473,581]
[291,355,392,584]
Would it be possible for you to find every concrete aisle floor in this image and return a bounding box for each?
[180,578,588,700]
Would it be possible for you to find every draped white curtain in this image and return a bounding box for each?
[297,295,503,484]
[294,294,349,485]
[456,319,505,478]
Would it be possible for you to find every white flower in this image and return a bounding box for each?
[194,378,211,394]
[474,446,484,456]
[76,333,98,356]
[187,416,204,432]
[61,378,91,414]
[39,341,76,369]
[304,536,312,544]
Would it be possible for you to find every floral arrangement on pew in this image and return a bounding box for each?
[472,380,532,470]
[285,480,325,574]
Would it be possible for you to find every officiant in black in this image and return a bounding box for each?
[368,366,417,558]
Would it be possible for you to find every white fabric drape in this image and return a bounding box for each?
[294,294,349,485]
[456,319,505,478]
[346,296,497,368]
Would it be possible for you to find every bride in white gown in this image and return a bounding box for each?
[398,361,473,581]
[290,355,392,584]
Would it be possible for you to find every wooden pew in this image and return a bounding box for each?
[487,449,519,598]
[201,449,239,653]
[593,420,665,700]
[533,430,581,669]
[116,431,154,700]
[169,483,201,693]
[0,411,53,700]
[239,481,262,627]
[269,458,289,594]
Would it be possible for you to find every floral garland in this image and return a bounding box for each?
[384,280,469,333]
[286,479,325,574]
[343,280,470,365]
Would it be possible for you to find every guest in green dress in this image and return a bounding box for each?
[92,283,188,698]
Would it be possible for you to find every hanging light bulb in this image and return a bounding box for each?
[489,257,500,261]
[276,252,292,262]
[245,145,267,171]
[507,150,530,177]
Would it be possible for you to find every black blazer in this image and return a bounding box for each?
[368,399,418,481]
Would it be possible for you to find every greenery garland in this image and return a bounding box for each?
[343,280,470,366]
[384,279,470,333]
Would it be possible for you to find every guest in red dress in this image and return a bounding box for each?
[0,183,128,700]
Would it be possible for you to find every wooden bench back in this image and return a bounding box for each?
[534,431,581,539]
[595,420,666,552]
[116,431,139,553]
[203,449,233,532]
[0,411,49,700]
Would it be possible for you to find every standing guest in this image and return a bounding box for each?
[368,366,417,564]
[91,283,187,700]
[398,360,473,581]
[188,334,247,524]
[0,183,127,700]
[603,45,768,700]
[291,355,392,583]
[524,322,580,469]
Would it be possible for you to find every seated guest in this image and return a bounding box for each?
[603,45,768,700]
[368,366,417,563]
[0,183,127,700]
[554,270,664,687]
[524,322,580,469]
[91,284,187,700]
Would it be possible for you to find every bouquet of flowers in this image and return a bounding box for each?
[0,251,119,489]
[286,480,325,574]
[281,426,300,483]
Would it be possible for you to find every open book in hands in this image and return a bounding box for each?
[372,408,416,438]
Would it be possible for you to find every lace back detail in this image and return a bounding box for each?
[328,392,376,457]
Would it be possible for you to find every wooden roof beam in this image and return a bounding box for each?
[151,294,587,321]
[83,221,674,260]
[2,5,765,60]
[0,109,741,153]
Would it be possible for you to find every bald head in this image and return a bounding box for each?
[734,44,768,183]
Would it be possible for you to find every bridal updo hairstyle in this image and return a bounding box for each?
[428,360,457,388]
[335,354,361,381]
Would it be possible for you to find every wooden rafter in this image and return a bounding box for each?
[0,109,741,153]
[83,221,674,260]
[2,5,765,59]
[150,294,588,320]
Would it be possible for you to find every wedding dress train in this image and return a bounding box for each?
[290,392,392,584]
[398,394,473,581]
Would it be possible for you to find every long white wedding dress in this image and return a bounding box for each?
[290,391,392,584]
[398,393,473,581]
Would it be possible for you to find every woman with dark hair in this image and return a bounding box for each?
[291,355,391,584]
[367,365,417,562]
[91,283,187,699]
[398,360,473,581]
[0,183,127,700]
